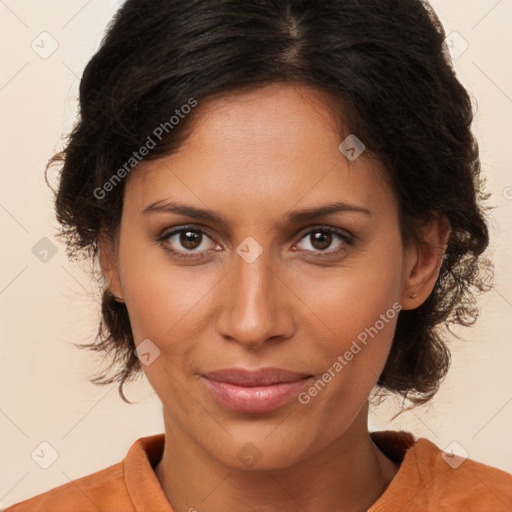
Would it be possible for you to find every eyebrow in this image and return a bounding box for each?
[142,199,372,226]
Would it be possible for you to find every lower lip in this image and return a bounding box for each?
[202,377,312,413]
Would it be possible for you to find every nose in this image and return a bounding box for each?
[215,245,295,350]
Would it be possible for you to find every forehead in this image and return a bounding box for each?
[125,83,395,220]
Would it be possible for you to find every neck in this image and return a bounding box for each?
[154,407,399,512]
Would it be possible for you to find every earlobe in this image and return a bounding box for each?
[400,215,451,310]
[98,235,124,301]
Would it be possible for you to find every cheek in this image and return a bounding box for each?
[305,249,403,345]
[122,263,219,345]
[117,226,220,343]
[293,272,402,435]
[293,240,404,394]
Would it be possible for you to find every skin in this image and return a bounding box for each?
[100,83,450,512]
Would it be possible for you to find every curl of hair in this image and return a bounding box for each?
[47,0,493,405]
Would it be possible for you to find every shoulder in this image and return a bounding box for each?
[2,434,166,512]
[414,437,512,510]
[2,462,129,512]
[370,430,512,512]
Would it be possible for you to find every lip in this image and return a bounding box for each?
[201,368,313,413]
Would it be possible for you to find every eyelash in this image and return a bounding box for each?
[157,225,354,261]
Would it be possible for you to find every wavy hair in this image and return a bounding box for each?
[47,0,493,405]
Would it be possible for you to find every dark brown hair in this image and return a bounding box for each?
[48,0,493,405]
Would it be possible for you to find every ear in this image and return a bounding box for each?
[98,234,123,299]
[400,215,451,310]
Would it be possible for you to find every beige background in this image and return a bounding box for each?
[1,0,511,507]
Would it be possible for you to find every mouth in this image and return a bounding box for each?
[201,368,314,413]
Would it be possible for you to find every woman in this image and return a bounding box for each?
[5,0,511,511]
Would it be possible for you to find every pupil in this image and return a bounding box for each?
[181,230,200,249]
[312,231,331,250]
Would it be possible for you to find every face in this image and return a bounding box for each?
[102,83,441,470]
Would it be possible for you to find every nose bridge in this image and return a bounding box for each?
[216,239,292,346]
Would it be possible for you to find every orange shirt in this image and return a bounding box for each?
[4,430,511,512]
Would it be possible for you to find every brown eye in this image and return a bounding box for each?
[296,227,353,256]
[180,230,203,250]
[159,227,217,259]
[309,231,332,251]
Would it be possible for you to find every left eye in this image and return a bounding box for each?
[296,228,352,254]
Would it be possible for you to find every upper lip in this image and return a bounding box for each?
[202,368,312,386]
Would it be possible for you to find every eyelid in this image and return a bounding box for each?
[159,223,215,240]
[297,224,353,242]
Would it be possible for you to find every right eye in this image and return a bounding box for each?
[158,226,220,260]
